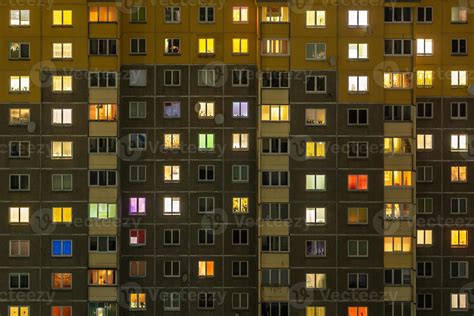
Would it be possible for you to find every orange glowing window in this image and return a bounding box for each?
[52,273,72,289]
[89,7,117,22]
[347,175,368,191]
[198,260,214,277]
[89,104,117,121]
[348,306,368,316]
[52,306,72,316]
[130,293,146,309]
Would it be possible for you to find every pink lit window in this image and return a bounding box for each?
[347,175,368,191]
[130,229,146,245]
[129,197,146,215]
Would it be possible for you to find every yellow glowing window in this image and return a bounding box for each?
[261,105,289,121]
[416,70,433,87]
[417,229,433,246]
[233,133,249,150]
[89,269,116,285]
[198,260,214,277]
[384,138,411,154]
[451,230,468,247]
[347,207,368,224]
[53,43,72,59]
[164,165,180,181]
[89,7,117,22]
[164,134,180,149]
[130,293,146,309]
[53,10,72,26]
[52,141,72,159]
[233,6,248,23]
[52,207,72,223]
[9,306,29,316]
[417,134,433,150]
[306,141,326,158]
[306,306,326,316]
[263,39,289,55]
[384,171,412,187]
[197,102,214,118]
[451,166,467,182]
[348,306,368,316]
[232,38,248,54]
[263,7,289,22]
[451,70,467,87]
[385,203,411,220]
[384,72,412,89]
[384,236,411,252]
[306,10,326,27]
[198,38,214,54]
[10,76,30,92]
[52,76,72,92]
[233,197,248,214]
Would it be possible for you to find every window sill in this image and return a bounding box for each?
[8,58,30,61]
[51,58,73,61]
[9,91,30,94]
[130,53,147,56]
[164,52,181,56]
[129,21,147,24]
[198,53,216,57]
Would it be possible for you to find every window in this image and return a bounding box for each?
[347,207,368,224]
[10,10,30,26]
[262,236,289,252]
[89,236,117,252]
[51,306,72,316]
[348,10,368,26]
[262,171,289,186]
[164,229,181,246]
[52,108,72,125]
[451,7,467,23]
[306,141,325,158]
[232,38,248,55]
[417,134,433,150]
[261,105,289,121]
[52,174,73,191]
[232,101,248,118]
[51,240,72,257]
[384,72,412,89]
[451,261,468,278]
[9,240,30,257]
[89,104,117,120]
[89,72,117,88]
[8,306,30,316]
[165,38,181,54]
[89,137,116,154]
[198,165,214,182]
[89,39,117,55]
[348,240,368,257]
[9,42,30,59]
[130,38,146,54]
[164,6,180,22]
[130,6,146,22]
[198,197,215,214]
[348,76,368,92]
[451,230,468,247]
[232,165,249,183]
[232,133,249,151]
[262,39,289,55]
[262,72,289,88]
[451,166,467,182]
[348,273,368,289]
[52,76,72,92]
[347,108,368,125]
[417,230,433,246]
[451,198,467,214]
[347,175,368,191]
[232,229,249,245]
[416,70,433,87]
[306,240,326,256]
[164,69,180,86]
[198,133,215,151]
[52,273,72,289]
[89,7,117,22]
[52,207,72,223]
[384,39,412,56]
[384,170,413,187]
[348,43,368,59]
[417,102,433,119]
[129,102,146,119]
[53,10,72,26]
[451,102,467,119]
[451,134,468,152]
[306,10,326,27]
[164,261,180,277]
[129,133,146,151]
[130,292,146,310]
[163,292,180,311]
[306,273,326,289]
[10,76,30,92]
[347,141,368,158]
[417,38,433,56]
[417,261,433,278]
[129,197,146,215]
[10,174,30,191]
[198,292,214,310]
[451,293,468,310]
[89,270,116,286]
[262,303,289,315]
[9,141,30,158]
[232,261,248,277]
[89,203,117,219]
[164,197,180,215]
[89,170,117,186]
[305,174,326,191]
[198,38,215,55]
[198,69,215,86]
[306,109,326,126]
[51,141,72,159]
[233,6,248,23]
[164,165,180,182]
[385,269,411,285]
[384,7,412,22]
[306,208,326,224]
[129,229,146,246]
[306,75,327,93]
[263,7,289,22]
[164,133,180,149]
[130,69,147,86]
[232,293,249,310]
[384,237,412,252]
[199,6,214,23]
[451,70,467,87]
[262,203,289,220]
[306,43,326,60]
[88,303,115,315]
[198,261,214,277]
[417,7,433,22]
[417,198,433,214]
[306,307,326,316]
[417,294,433,310]
[233,69,249,86]
[452,39,467,55]
[10,108,30,125]
[130,165,146,182]
[9,207,29,224]
[233,197,249,214]
[262,269,289,286]
[164,102,180,118]
[385,203,411,220]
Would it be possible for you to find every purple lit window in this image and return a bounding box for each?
[232,102,248,118]
[130,197,146,215]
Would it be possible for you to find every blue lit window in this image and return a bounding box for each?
[52,240,72,257]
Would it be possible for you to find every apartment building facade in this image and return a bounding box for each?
[0,0,473,315]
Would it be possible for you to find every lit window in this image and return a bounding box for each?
[451,166,467,182]
[51,240,73,256]
[9,42,30,60]
[233,197,248,214]
[451,134,468,152]
[198,261,214,277]
[52,273,72,289]
[10,108,30,125]
[348,76,368,92]
[306,174,326,191]
[232,38,248,54]
[306,109,326,126]
[451,293,468,310]
[233,133,249,151]
[384,138,411,154]
[348,43,368,59]
[198,133,215,151]
[261,105,289,121]
[164,134,180,149]
[52,207,72,223]
[51,141,72,159]
[306,141,326,158]
[306,273,326,289]
[417,229,433,246]
[416,70,433,87]
[306,10,326,27]
[451,70,467,87]
[306,207,326,224]
[384,72,412,88]
[451,230,468,247]
[89,203,117,219]
[384,171,412,187]
[163,197,180,215]
[52,76,72,92]
[385,203,411,220]
[130,292,146,310]
[198,38,215,54]
[306,306,326,316]
[10,76,30,92]
[89,270,116,285]
[9,207,29,224]
[262,39,289,55]
[384,236,411,252]
[306,43,326,60]
[89,6,117,22]
[348,306,368,316]
[347,175,368,191]
[417,134,433,150]
[416,38,433,56]
[8,306,30,316]
[52,108,72,125]
[10,10,30,26]
[347,207,368,224]
[51,306,72,316]
[233,102,248,118]
[451,7,467,23]
[197,102,214,118]
[164,165,180,182]
[165,38,180,54]
[89,104,117,121]
[129,229,146,245]
[129,197,146,215]
[263,7,289,22]
[348,10,368,26]
[233,6,248,23]
[53,10,72,26]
